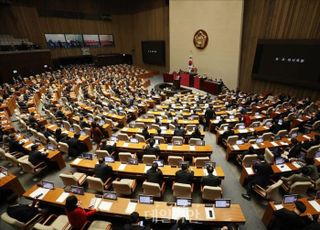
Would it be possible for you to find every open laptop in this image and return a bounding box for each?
[46,144,54,150]
[176,197,192,207]
[236,140,244,145]
[256,138,264,144]
[70,185,84,195]
[275,157,286,165]
[238,125,245,130]
[153,160,164,167]
[173,139,183,146]
[130,138,139,143]
[283,194,298,204]
[42,180,54,190]
[229,115,235,119]
[104,156,115,163]
[214,199,231,208]
[139,195,154,204]
[103,191,117,200]
[82,153,93,160]
[128,158,139,165]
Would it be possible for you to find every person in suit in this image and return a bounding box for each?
[94,158,113,183]
[173,126,186,137]
[28,144,48,166]
[141,127,151,140]
[90,122,104,146]
[170,217,193,230]
[28,112,38,128]
[54,128,68,143]
[124,212,147,230]
[242,155,273,200]
[79,116,90,129]
[281,166,312,185]
[175,163,194,184]
[146,162,163,185]
[143,138,160,156]
[270,201,311,230]
[66,134,86,158]
[283,138,302,159]
[7,134,25,153]
[100,139,117,157]
[201,165,221,187]
[204,105,216,131]
[190,126,202,139]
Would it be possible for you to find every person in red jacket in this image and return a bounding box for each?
[65,195,96,229]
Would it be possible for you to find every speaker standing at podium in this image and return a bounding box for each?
[173,75,180,90]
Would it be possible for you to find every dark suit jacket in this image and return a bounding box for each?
[146,169,163,184]
[288,144,302,158]
[173,129,185,137]
[271,208,308,230]
[205,109,215,119]
[7,204,39,223]
[94,164,113,182]
[201,174,221,187]
[253,161,273,187]
[67,138,86,157]
[143,146,160,156]
[28,151,47,166]
[175,169,194,184]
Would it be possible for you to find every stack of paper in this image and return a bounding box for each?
[56,192,69,203]
[270,142,278,147]
[203,169,208,176]
[309,200,320,212]
[72,158,82,165]
[280,142,289,146]
[30,187,50,199]
[172,207,189,220]
[303,135,311,140]
[274,204,283,210]
[232,145,240,150]
[125,202,137,214]
[98,200,113,211]
[118,164,127,171]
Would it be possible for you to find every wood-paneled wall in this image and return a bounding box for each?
[0,0,169,72]
[239,0,320,99]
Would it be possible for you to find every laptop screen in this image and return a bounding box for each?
[42,180,54,190]
[236,140,244,145]
[153,160,164,167]
[215,199,231,208]
[139,195,154,204]
[290,132,298,138]
[0,166,8,176]
[80,131,86,136]
[176,198,192,207]
[130,138,139,143]
[173,140,183,146]
[82,153,93,160]
[283,194,298,204]
[256,138,263,144]
[103,191,117,200]
[275,157,285,165]
[104,156,115,163]
[47,144,54,150]
[128,158,139,165]
[229,115,235,119]
[70,185,84,195]
[239,125,245,130]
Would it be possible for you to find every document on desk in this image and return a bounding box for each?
[280,142,289,146]
[167,145,173,150]
[263,126,269,129]
[212,169,217,176]
[238,129,247,133]
[277,164,291,172]
[25,143,34,149]
[270,142,278,147]
[252,144,259,149]
[245,167,254,175]
[172,207,189,220]
[125,202,137,214]
[232,145,240,150]
[72,158,82,165]
[292,161,302,169]
[189,146,196,151]
[303,135,311,140]
[144,166,151,173]
[30,187,50,199]
[309,200,320,212]
[98,200,113,211]
[123,143,129,147]
[274,204,283,210]
[203,169,208,176]
[118,164,127,171]
[205,207,215,219]
[93,198,102,210]
[56,192,69,203]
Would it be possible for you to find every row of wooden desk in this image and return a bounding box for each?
[24,185,246,225]
[70,158,225,180]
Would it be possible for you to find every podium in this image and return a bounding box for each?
[163,73,173,82]
[173,75,180,90]
[194,75,205,89]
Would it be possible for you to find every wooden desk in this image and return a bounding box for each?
[24,185,246,224]
[116,141,212,158]
[70,159,225,179]
[136,118,199,125]
[0,173,25,196]
[262,198,320,226]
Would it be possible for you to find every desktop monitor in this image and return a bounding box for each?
[104,156,115,163]
[0,166,8,176]
[204,161,216,169]
[179,161,189,168]
[47,144,54,150]
[130,138,139,143]
[110,136,118,142]
[274,135,281,141]
[173,139,183,146]
[256,138,263,144]
[223,126,228,131]
[283,194,298,204]
[236,140,244,145]
[265,121,272,126]
[128,158,139,165]
[70,185,84,195]
[103,191,117,200]
[255,112,260,116]
[153,160,164,167]
[176,198,192,207]
[214,199,231,208]
[229,115,235,119]
[139,195,154,204]
[82,153,93,160]
[275,157,285,165]
[290,132,298,138]
[42,180,54,190]
[315,151,320,158]
[239,125,245,130]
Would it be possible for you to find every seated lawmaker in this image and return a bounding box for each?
[175,163,194,184]
[66,134,87,158]
[173,125,186,137]
[190,126,202,139]
[146,162,163,185]
[142,127,151,140]
[143,138,160,156]
[124,212,147,230]
[94,158,113,183]
[201,165,221,187]
[28,144,48,166]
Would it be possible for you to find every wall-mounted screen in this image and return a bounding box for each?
[65,34,84,48]
[141,40,165,66]
[83,34,100,47]
[99,34,114,47]
[252,39,320,90]
[45,34,67,48]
